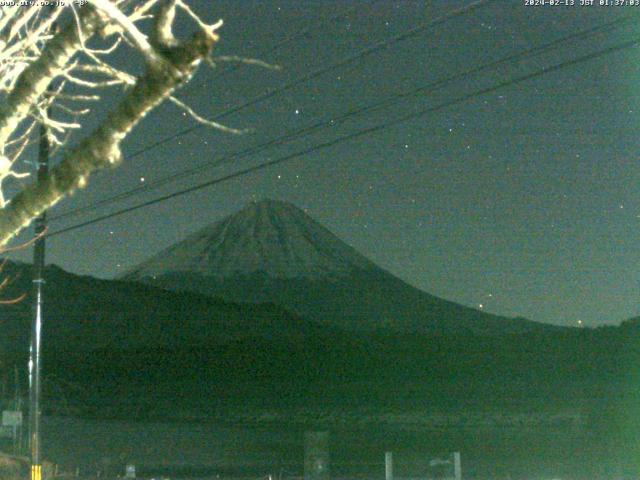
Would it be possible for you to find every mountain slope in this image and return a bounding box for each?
[0,263,628,437]
[123,199,556,335]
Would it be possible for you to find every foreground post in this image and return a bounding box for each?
[304,431,330,480]
[385,451,393,480]
[453,451,461,480]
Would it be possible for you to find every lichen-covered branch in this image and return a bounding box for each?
[0,6,103,148]
[0,21,219,246]
[0,0,228,246]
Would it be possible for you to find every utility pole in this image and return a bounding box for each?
[29,111,50,480]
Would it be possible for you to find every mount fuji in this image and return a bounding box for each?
[123,199,554,335]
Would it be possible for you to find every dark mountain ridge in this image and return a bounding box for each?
[0,261,331,354]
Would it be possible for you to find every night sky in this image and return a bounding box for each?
[7,0,640,327]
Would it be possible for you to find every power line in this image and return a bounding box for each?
[47,35,640,239]
[86,0,495,166]
[49,13,637,222]
[47,2,376,219]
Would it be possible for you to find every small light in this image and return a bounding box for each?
[140,177,145,183]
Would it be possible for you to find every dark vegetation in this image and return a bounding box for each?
[0,261,639,476]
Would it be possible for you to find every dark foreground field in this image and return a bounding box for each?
[38,410,634,480]
[3,309,640,479]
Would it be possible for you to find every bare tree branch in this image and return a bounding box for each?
[0,228,47,303]
[0,14,220,245]
[168,95,247,134]
[0,6,103,147]
[0,1,234,246]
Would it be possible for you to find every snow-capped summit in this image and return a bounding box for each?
[124,199,553,335]
[124,199,377,280]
